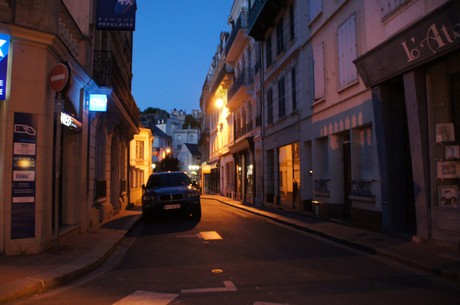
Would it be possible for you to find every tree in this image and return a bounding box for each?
[182,114,201,129]
[157,157,180,172]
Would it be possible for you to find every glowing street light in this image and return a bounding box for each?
[215,98,224,108]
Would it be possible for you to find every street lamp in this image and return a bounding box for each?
[215,98,224,108]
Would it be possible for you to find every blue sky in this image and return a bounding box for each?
[132,1,234,113]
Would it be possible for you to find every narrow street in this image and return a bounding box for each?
[11,198,460,305]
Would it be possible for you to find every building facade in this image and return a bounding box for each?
[129,128,153,206]
[0,0,139,255]
[355,0,458,244]
[201,0,459,247]
[223,0,262,203]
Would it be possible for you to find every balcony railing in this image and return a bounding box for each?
[248,0,288,41]
[228,68,254,101]
[92,50,139,126]
[351,180,375,197]
[225,10,249,55]
[235,121,254,139]
[314,179,330,194]
[93,50,113,87]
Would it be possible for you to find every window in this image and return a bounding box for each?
[313,42,325,99]
[267,87,273,124]
[380,0,410,17]
[135,140,144,159]
[337,15,358,88]
[276,18,285,55]
[278,77,286,118]
[289,3,295,41]
[291,67,297,111]
[359,126,373,178]
[310,0,322,22]
[266,35,272,67]
[189,134,194,142]
[177,134,182,141]
[177,144,182,150]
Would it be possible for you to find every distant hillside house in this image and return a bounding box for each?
[178,143,201,182]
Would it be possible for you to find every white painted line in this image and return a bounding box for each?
[181,280,237,294]
[199,231,222,240]
[112,291,178,305]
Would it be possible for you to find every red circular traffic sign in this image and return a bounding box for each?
[48,63,69,92]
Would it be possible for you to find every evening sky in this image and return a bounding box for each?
[132,0,234,113]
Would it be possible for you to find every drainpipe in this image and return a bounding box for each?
[259,41,265,207]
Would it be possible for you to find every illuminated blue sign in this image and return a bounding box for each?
[96,0,137,31]
[89,94,108,112]
[0,33,10,101]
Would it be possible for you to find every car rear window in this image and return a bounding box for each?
[146,173,191,188]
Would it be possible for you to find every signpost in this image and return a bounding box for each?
[49,63,69,250]
[48,63,69,93]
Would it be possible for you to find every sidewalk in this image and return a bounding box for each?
[0,208,142,304]
[1,195,459,303]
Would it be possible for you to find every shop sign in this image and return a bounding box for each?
[0,33,10,100]
[355,1,460,87]
[89,93,108,112]
[60,112,82,131]
[11,112,37,239]
[96,0,137,31]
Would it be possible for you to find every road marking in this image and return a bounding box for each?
[199,231,222,240]
[112,291,178,305]
[181,280,236,294]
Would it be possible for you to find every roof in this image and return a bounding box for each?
[152,125,170,139]
[184,143,200,157]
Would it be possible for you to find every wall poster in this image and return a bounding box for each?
[11,112,37,239]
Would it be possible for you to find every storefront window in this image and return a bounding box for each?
[432,67,460,209]
[278,142,300,208]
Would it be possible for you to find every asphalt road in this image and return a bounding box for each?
[12,198,460,305]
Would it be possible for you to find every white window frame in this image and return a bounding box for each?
[337,15,358,89]
[313,42,325,100]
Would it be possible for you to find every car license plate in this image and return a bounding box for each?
[164,204,181,210]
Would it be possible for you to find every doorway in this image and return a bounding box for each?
[343,134,352,219]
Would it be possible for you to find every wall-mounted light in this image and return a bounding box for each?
[309,169,313,176]
[215,98,224,108]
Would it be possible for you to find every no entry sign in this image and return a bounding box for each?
[48,63,69,92]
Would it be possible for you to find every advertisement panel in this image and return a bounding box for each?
[96,0,137,31]
[11,113,37,239]
[0,33,10,100]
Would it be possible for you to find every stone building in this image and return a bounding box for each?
[0,0,139,254]
[201,0,459,247]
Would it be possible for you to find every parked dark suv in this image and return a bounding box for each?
[142,171,201,220]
